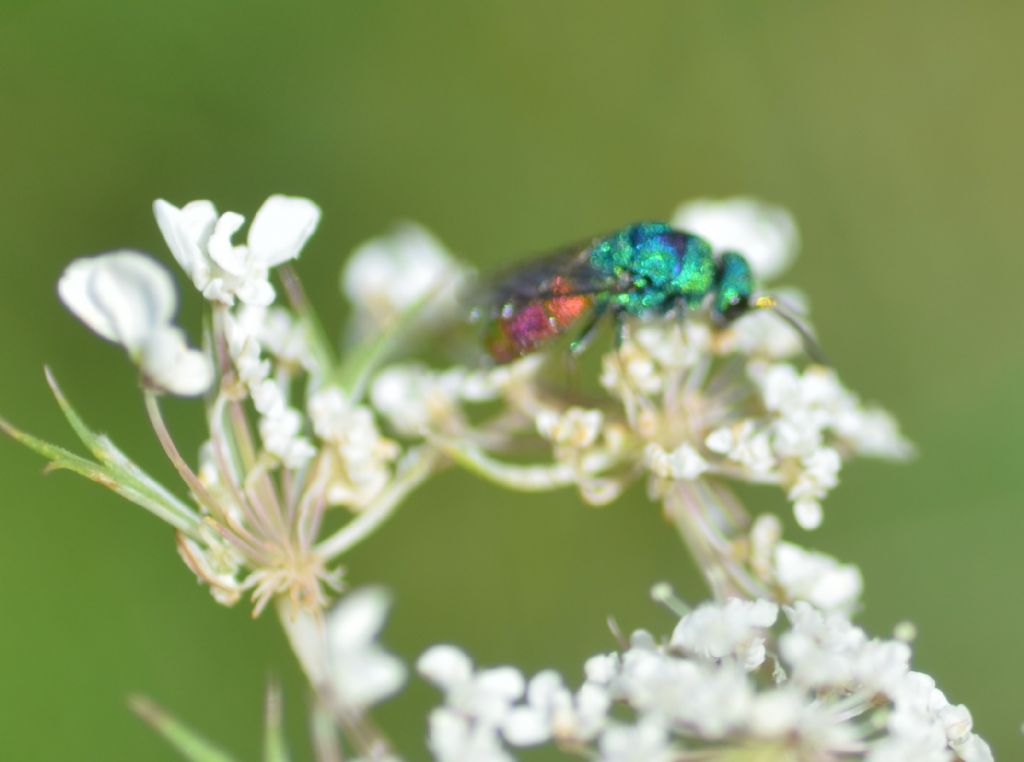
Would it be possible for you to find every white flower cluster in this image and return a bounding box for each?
[419,596,992,762]
[342,222,466,340]
[154,195,320,307]
[370,199,912,536]
[309,388,400,508]
[157,195,324,469]
[749,513,864,615]
[613,323,913,534]
[27,193,989,761]
[52,194,455,616]
[607,309,911,535]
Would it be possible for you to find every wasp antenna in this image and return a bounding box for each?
[753,295,830,366]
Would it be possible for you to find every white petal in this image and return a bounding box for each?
[234,273,276,307]
[57,258,120,343]
[503,706,551,746]
[774,542,862,612]
[248,194,321,267]
[207,211,247,275]
[332,648,407,708]
[327,587,390,651]
[429,709,515,762]
[749,688,803,736]
[139,326,214,396]
[705,426,735,454]
[418,644,473,688]
[748,599,780,627]
[584,653,619,684]
[58,250,177,351]
[200,278,235,305]
[667,442,709,480]
[153,199,217,276]
[939,703,972,745]
[956,734,994,762]
[576,682,611,726]
[428,708,471,759]
[476,666,526,701]
[794,499,823,530]
[527,670,565,708]
[252,379,286,417]
[342,222,457,312]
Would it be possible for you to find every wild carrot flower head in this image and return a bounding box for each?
[24,195,442,618]
[371,198,912,598]
[419,592,993,762]
[7,194,990,761]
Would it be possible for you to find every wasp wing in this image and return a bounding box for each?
[479,239,620,316]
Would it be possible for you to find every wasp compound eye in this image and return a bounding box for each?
[720,294,751,322]
[713,252,754,321]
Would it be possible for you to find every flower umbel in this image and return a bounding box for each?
[6,195,465,759]
[13,196,454,626]
[5,195,988,761]
[419,593,992,762]
[372,198,913,599]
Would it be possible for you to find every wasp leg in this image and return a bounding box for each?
[569,302,609,357]
[561,305,610,396]
[613,313,629,351]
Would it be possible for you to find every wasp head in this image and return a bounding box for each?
[712,251,754,322]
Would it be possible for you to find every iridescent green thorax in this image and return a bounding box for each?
[589,222,716,317]
[714,251,754,319]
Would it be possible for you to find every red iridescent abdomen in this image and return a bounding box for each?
[485,276,592,363]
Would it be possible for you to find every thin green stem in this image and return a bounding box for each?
[316,446,441,561]
[276,600,394,761]
[665,480,770,601]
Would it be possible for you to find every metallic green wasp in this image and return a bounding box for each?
[479,221,822,363]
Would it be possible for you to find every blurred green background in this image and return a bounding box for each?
[2,1,1022,759]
